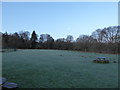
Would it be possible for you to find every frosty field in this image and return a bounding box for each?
[2,50,118,88]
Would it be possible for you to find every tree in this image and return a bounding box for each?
[46,36,54,49]
[39,34,50,43]
[1,26,119,54]
[91,26,120,53]
[39,34,44,43]
[38,34,54,49]
[65,35,74,50]
[2,32,9,48]
[75,35,97,51]
[19,31,30,41]
[66,35,74,42]
[30,31,37,48]
[91,29,103,43]
[92,26,120,43]
[0,32,2,49]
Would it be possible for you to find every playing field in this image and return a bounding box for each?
[2,50,118,88]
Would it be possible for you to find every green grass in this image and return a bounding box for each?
[2,49,118,88]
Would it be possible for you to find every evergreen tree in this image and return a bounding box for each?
[30,31,37,48]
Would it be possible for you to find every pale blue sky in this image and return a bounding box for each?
[2,2,118,40]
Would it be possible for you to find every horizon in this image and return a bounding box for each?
[2,2,118,40]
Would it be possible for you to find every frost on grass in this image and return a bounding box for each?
[2,50,118,88]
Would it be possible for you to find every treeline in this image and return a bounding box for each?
[1,26,120,54]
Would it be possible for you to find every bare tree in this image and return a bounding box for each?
[19,31,30,41]
[66,35,74,42]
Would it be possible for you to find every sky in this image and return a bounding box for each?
[2,2,118,40]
